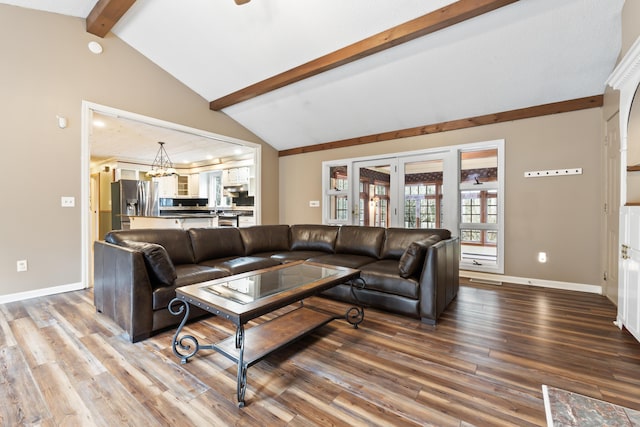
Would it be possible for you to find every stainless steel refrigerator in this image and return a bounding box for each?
[111,179,159,230]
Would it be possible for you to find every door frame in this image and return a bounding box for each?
[80,101,262,288]
[606,36,640,333]
[603,112,620,303]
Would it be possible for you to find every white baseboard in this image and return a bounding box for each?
[460,270,602,295]
[0,282,86,304]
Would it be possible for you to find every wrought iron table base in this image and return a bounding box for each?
[169,278,365,407]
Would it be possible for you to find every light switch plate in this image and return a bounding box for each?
[61,196,75,207]
[309,200,320,207]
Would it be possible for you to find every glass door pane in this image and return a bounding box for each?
[354,160,396,227]
[402,159,444,229]
[459,149,499,268]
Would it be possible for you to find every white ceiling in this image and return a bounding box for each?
[90,112,255,166]
[3,0,625,154]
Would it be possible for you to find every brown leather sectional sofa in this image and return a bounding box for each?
[94,224,459,342]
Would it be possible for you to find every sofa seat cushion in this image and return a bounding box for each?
[174,265,229,287]
[322,284,419,318]
[307,253,376,269]
[271,250,330,262]
[360,260,419,299]
[153,265,229,310]
[207,256,281,275]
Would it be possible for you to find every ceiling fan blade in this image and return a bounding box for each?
[234,0,251,4]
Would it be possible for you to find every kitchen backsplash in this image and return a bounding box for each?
[233,191,254,206]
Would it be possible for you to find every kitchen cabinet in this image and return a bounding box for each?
[115,168,139,181]
[239,215,255,227]
[188,173,199,196]
[177,175,189,196]
[154,176,178,198]
[223,166,251,186]
[154,175,191,197]
[248,177,256,197]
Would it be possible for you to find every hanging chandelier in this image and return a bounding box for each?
[146,141,177,177]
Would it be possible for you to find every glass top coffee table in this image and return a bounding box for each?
[168,260,363,407]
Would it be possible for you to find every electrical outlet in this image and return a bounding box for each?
[17,260,28,272]
[537,252,547,263]
[61,196,75,207]
[309,200,320,207]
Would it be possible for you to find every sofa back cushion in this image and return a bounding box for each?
[239,225,290,255]
[188,228,245,263]
[105,229,195,264]
[335,226,385,258]
[381,228,451,259]
[290,224,338,253]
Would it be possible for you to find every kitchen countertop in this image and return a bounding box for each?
[129,214,218,219]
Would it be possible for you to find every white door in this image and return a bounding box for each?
[620,207,640,342]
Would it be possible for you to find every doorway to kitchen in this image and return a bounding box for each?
[80,101,261,288]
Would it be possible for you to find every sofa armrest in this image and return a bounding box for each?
[418,237,459,324]
[93,240,154,342]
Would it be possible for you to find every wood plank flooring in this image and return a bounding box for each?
[1,280,639,426]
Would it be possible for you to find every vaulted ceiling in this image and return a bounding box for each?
[2,0,625,155]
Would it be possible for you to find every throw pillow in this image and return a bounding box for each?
[398,235,441,278]
[122,240,177,287]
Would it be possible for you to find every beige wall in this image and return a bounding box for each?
[0,5,278,297]
[621,0,640,59]
[280,108,603,286]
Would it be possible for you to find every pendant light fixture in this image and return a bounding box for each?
[146,142,177,177]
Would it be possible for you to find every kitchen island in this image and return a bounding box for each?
[129,215,218,230]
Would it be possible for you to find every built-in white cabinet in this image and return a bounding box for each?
[188,173,199,196]
[154,175,195,197]
[239,215,255,227]
[115,168,139,181]
[223,166,251,186]
[154,176,178,198]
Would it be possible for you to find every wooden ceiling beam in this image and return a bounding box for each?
[209,0,519,110]
[278,95,604,157]
[86,0,137,38]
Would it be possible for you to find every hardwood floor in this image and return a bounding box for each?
[1,280,639,426]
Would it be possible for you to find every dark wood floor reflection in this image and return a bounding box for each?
[1,279,639,426]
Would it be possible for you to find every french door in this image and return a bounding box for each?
[323,140,504,273]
